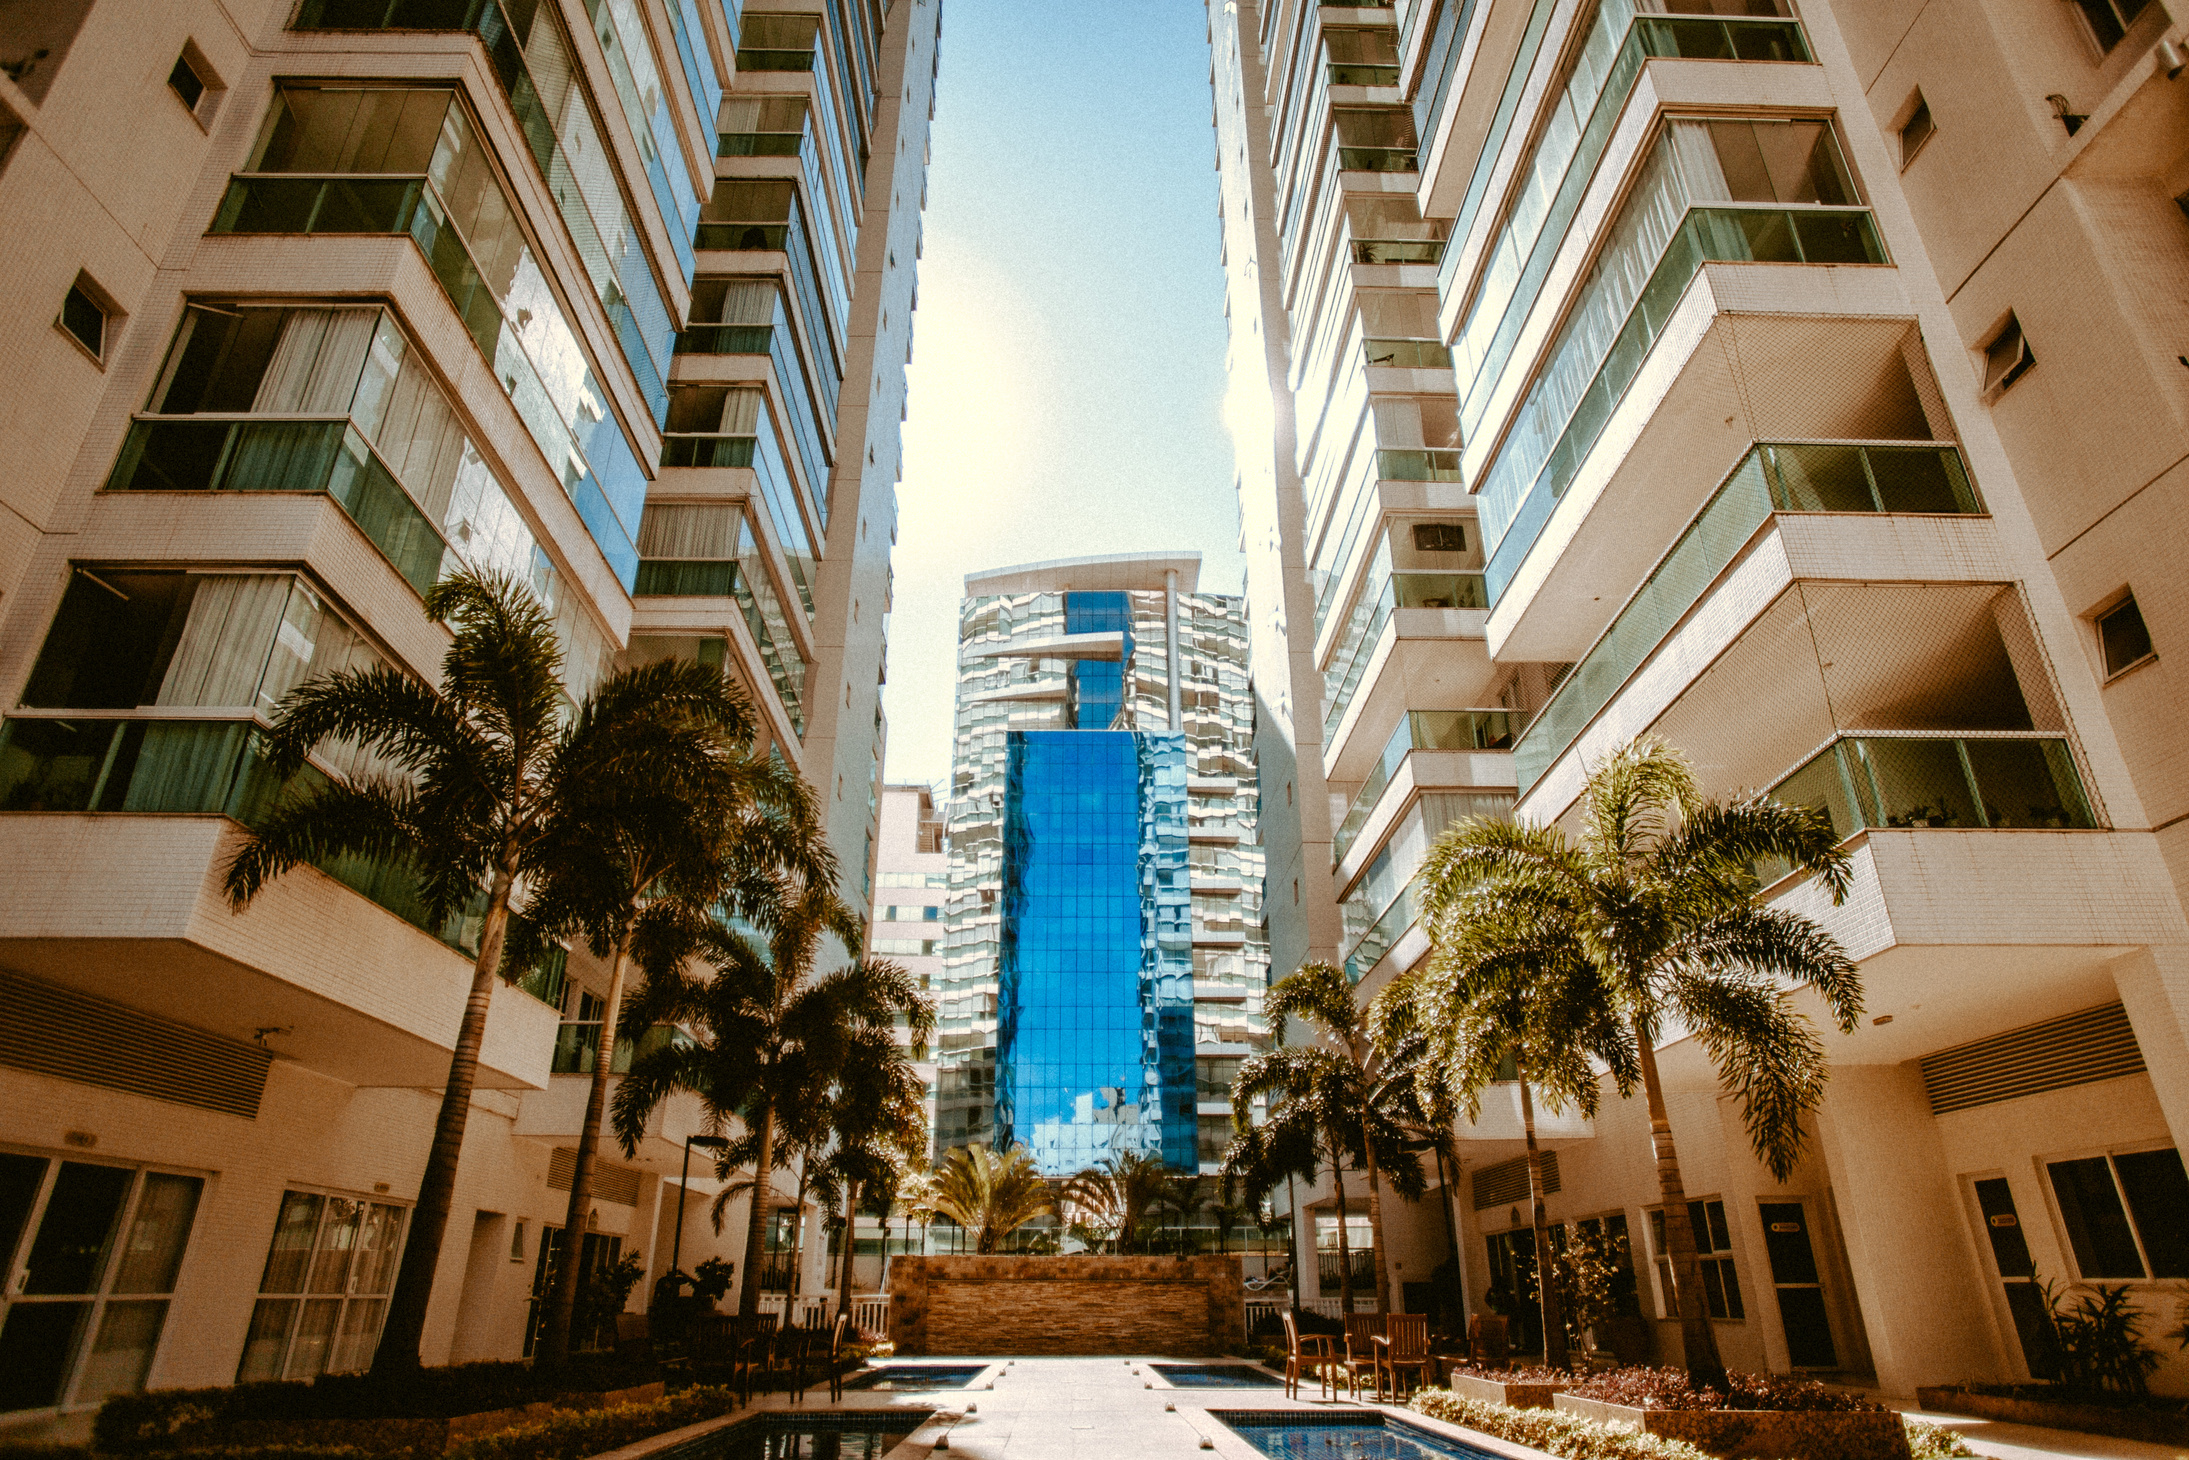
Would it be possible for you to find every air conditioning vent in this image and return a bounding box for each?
[0,969,271,1117]
[548,1147,644,1207]
[1920,1002,2144,1115]
[1472,1150,1561,1210]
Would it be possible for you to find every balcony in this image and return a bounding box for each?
[1364,337,1453,370]
[107,419,449,596]
[1322,544,1489,742]
[1512,442,1983,793]
[1343,878,1418,983]
[1376,448,1463,482]
[1332,710,1518,866]
[1353,238,1446,265]
[1771,735,2095,840]
[0,716,553,1088]
[660,432,759,469]
[1337,146,1418,172]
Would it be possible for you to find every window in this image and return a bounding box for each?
[167,52,205,112]
[2099,596,2154,677]
[2069,0,2152,51]
[0,1155,203,1415]
[1898,95,1934,167]
[877,904,941,922]
[1649,1199,1744,1320]
[1982,315,2036,396]
[872,938,937,956]
[2046,1147,2188,1279]
[237,1190,407,1382]
[58,275,110,360]
[1412,522,1467,552]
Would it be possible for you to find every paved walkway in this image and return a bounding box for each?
[635,1358,2185,1460]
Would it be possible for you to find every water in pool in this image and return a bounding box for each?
[1151,1363,1284,1388]
[1217,1413,1501,1460]
[681,1412,927,1460]
[840,1364,988,1391]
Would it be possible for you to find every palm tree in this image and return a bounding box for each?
[1416,735,1861,1391]
[1254,963,1425,1314]
[1219,1114,1318,1313]
[611,879,926,1316]
[518,681,822,1364]
[818,1022,932,1319]
[908,1144,1052,1254]
[224,570,584,1377]
[1376,902,1636,1370]
[1060,1149,1172,1253]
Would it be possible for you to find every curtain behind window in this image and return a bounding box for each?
[638,503,747,559]
[253,309,378,416]
[156,575,295,708]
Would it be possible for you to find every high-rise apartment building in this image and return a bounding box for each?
[0,0,935,1429]
[932,554,1267,1177]
[1211,0,2189,1394]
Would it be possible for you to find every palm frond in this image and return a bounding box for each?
[223,778,421,911]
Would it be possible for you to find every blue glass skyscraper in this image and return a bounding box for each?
[938,555,1266,1176]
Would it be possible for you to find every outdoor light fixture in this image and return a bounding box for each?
[2158,37,2187,78]
[671,1134,732,1279]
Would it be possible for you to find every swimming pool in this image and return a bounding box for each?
[840,1364,989,1392]
[1151,1363,1285,1388]
[673,1410,929,1460]
[1215,1411,1501,1460]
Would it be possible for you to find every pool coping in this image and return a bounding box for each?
[1145,1361,1293,1391]
[1194,1401,1560,1460]
[589,1399,961,1460]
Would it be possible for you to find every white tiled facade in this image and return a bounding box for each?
[0,0,935,1432]
[1213,0,2189,1396]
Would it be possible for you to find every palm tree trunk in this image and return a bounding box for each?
[1635,1022,1727,1391]
[837,1178,861,1321]
[1285,1174,1302,1318]
[538,920,635,1366]
[737,1106,777,1317]
[1519,1077,1569,1370]
[369,866,514,1378]
[1328,1137,1354,1316]
[1362,1149,1392,1316]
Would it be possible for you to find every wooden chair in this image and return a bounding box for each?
[816,1312,852,1402]
[1374,1314,1431,1400]
[1279,1310,1335,1400]
[1467,1314,1510,1369]
[730,1313,778,1402]
[612,1313,652,1365]
[1338,1314,1384,1400]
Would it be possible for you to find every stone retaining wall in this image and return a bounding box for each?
[888,1255,1244,1355]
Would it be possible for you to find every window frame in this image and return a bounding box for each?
[165,42,224,128]
[1646,1197,1746,1323]
[0,1146,209,1418]
[2040,1142,2187,1284]
[236,1184,412,1384]
[1896,93,1935,169]
[1980,313,2036,400]
[2096,594,2156,680]
[57,273,115,365]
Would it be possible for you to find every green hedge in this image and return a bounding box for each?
[1409,1391,1975,1460]
[1,1447,372,1460]
[442,1388,740,1460]
[96,1362,657,1452]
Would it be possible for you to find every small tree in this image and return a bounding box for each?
[1061,1150,1172,1253]
[908,1144,1052,1254]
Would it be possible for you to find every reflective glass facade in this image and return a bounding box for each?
[937,570,1266,1175]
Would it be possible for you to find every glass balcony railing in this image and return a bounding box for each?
[1342,878,1417,982]
[1391,572,1487,609]
[660,433,759,469]
[734,46,814,70]
[1770,735,2096,848]
[717,130,804,157]
[0,715,484,952]
[1337,146,1418,172]
[633,559,740,596]
[1512,441,1979,794]
[695,220,790,251]
[550,1020,684,1076]
[1328,62,1400,85]
[107,419,450,596]
[1376,448,1464,482]
[1332,710,1521,866]
[211,175,426,235]
[1481,206,1888,605]
[674,324,775,354]
[1365,337,1454,369]
[1352,238,1446,265]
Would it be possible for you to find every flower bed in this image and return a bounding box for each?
[94,1361,664,1459]
[1558,1367,1883,1412]
[1915,1384,2189,1446]
[1549,1366,1906,1460]
[1414,1389,1967,1460]
[1443,1366,1582,1410]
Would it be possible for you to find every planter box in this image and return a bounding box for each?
[210,1385,662,1455]
[1447,1374,1564,1410]
[1552,1394,1911,1460]
[1916,1386,2189,1446]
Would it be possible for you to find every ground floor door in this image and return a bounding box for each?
[1970,1177,2052,1377]
[1758,1201,1837,1369]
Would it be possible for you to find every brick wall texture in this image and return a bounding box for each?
[888,1255,1245,1356]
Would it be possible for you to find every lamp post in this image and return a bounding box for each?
[672,1134,730,1283]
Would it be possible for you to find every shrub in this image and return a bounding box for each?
[96,1360,660,1453]
[1409,1391,1718,1460]
[1446,1365,1585,1385]
[442,1387,739,1460]
[1904,1419,1976,1459]
[1559,1366,1884,1412]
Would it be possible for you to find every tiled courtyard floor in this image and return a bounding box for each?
[609,1357,2187,1460]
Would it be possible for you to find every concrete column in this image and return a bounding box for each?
[2112,944,2189,1154]
[1813,1064,2006,1395]
[1165,568,1183,732]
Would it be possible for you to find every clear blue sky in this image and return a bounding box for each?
[880,0,1247,787]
